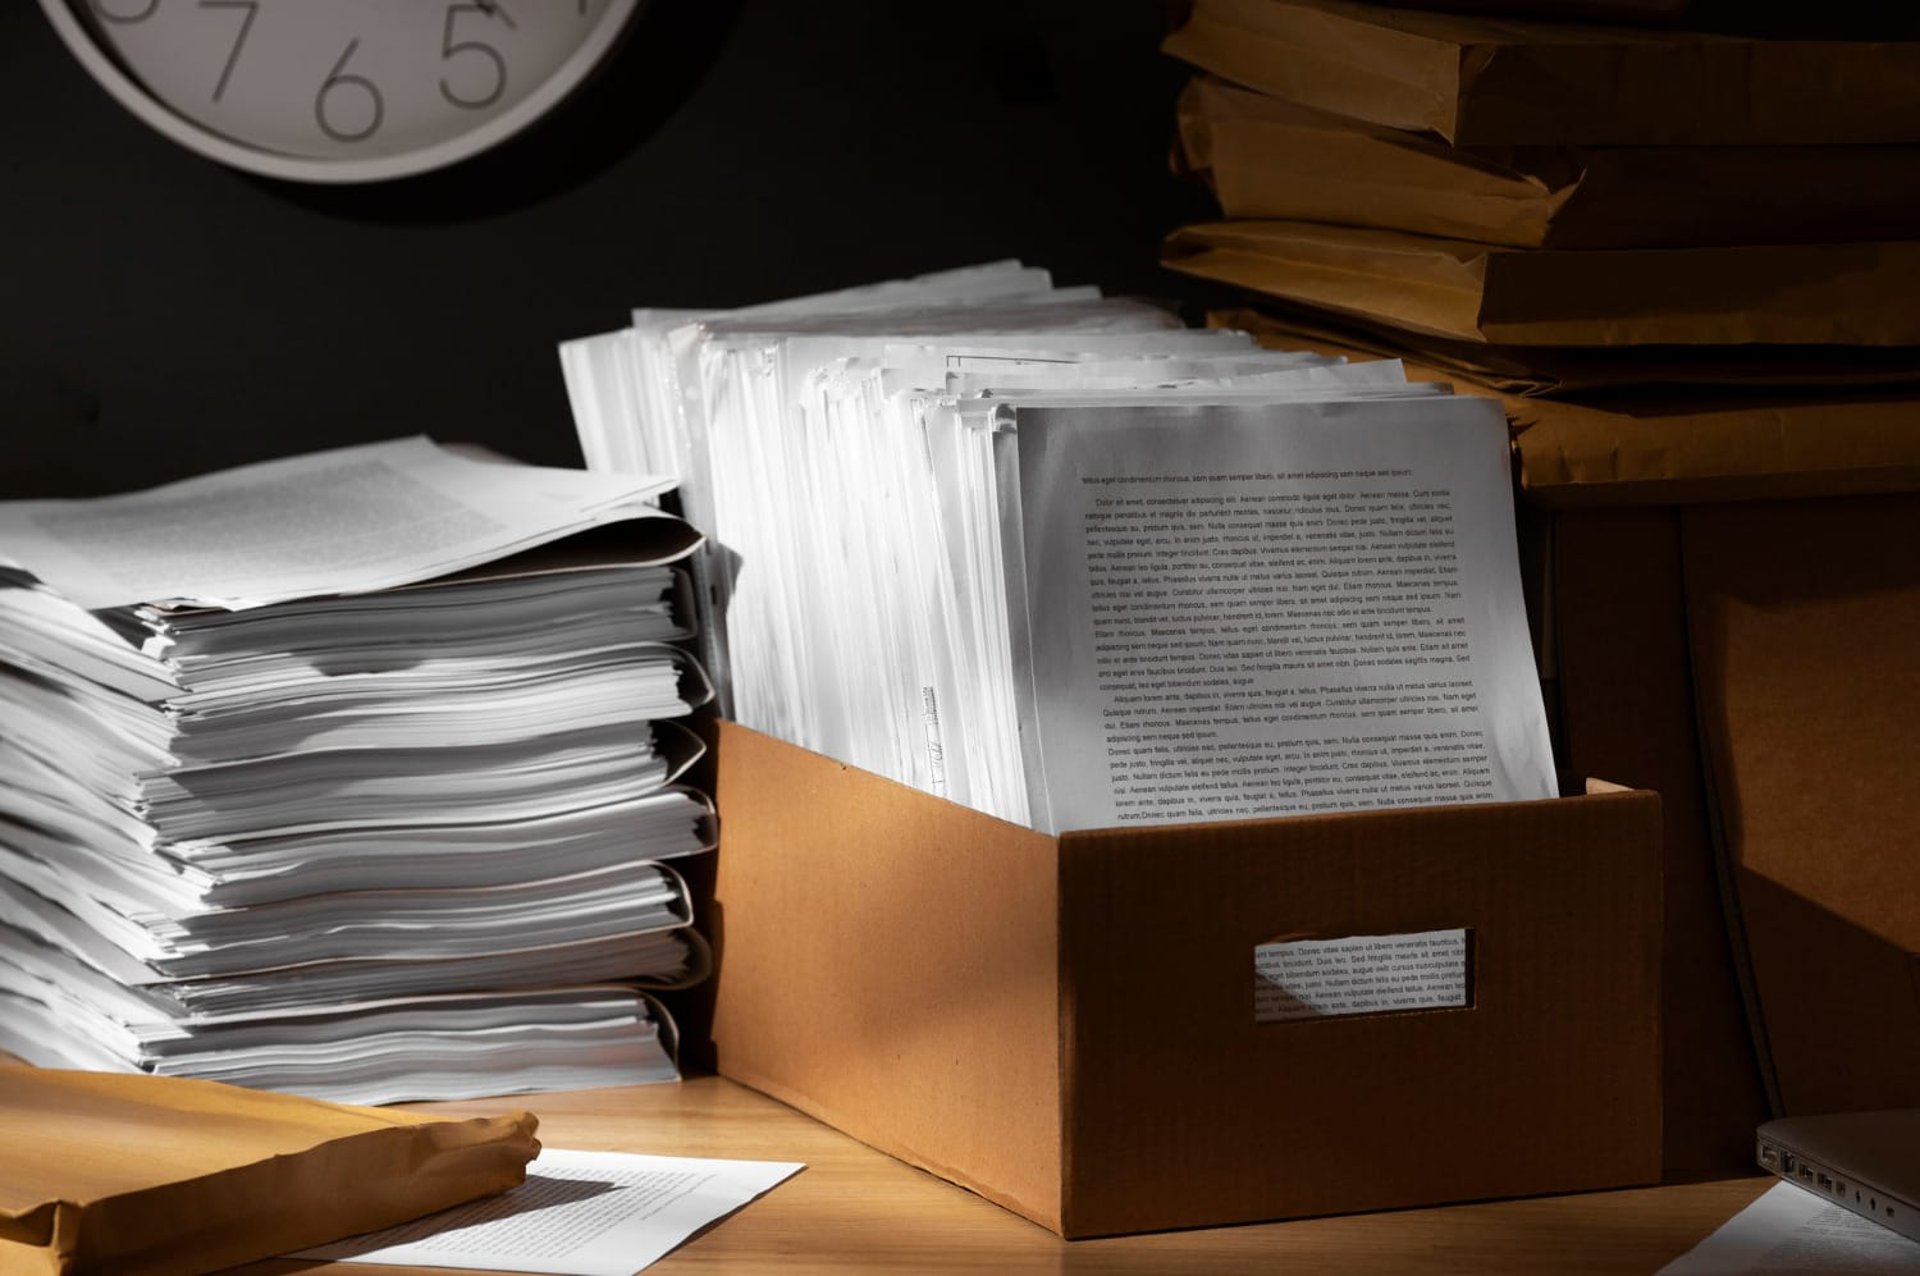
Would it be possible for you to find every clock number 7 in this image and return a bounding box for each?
[315,39,383,142]
[198,0,258,104]
[442,3,516,111]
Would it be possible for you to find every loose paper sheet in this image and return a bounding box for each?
[1659,1181,1920,1274]
[1254,928,1469,1023]
[298,1147,804,1275]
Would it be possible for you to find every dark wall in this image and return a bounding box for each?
[1,1,1216,500]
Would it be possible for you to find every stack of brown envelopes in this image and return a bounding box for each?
[1161,0,1920,505]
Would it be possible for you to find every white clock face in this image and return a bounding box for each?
[40,0,642,183]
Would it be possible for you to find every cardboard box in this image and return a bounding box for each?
[707,721,1663,1237]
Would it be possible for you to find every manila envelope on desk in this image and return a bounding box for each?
[707,722,1663,1238]
[0,1067,537,1276]
[1166,221,1920,348]
[1163,0,1920,146]
[1173,77,1920,251]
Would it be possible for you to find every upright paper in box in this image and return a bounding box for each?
[709,722,1663,1237]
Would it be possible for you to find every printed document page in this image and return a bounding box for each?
[299,1146,803,1275]
[1660,1181,1920,1274]
[1005,396,1556,832]
[0,437,671,610]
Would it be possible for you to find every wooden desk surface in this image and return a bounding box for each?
[229,1075,1770,1276]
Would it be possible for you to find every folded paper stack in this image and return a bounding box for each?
[0,439,713,1103]
[1161,0,1920,505]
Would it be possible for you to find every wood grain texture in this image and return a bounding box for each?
[219,1076,1769,1275]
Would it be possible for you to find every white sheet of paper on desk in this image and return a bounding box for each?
[297,1146,804,1276]
[1659,1181,1920,1274]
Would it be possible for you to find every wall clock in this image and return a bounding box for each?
[36,0,644,184]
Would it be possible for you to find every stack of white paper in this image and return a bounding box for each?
[561,265,1556,832]
[0,438,715,1103]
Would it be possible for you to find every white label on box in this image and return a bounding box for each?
[1253,928,1470,1023]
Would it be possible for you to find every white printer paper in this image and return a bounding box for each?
[0,437,671,610]
[1659,1181,1920,1274]
[1004,396,1557,832]
[299,1146,804,1275]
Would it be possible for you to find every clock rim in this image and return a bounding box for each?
[36,0,645,185]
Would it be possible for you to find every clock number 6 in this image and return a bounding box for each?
[315,39,383,142]
[441,3,517,111]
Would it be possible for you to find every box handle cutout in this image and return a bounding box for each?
[1253,928,1474,1024]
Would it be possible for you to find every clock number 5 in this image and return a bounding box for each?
[315,39,383,142]
[441,3,517,111]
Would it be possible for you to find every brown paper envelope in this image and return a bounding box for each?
[1176,79,1565,246]
[1211,304,1920,396]
[1164,0,1920,146]
[1177,78,1920,250]
[1167,220,1920,346]
[1212,309,1920,506]
[1506,394,1920,506]
[0,1068,538,1276]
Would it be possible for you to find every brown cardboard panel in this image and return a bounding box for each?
[1163,0,1920,146]
[1215,309,1920,508]
[1176,78,1920,250]
[1553,510,1766,1171]
[1736,874,1920,1115]
[1166,221,1920,347]
[1683,497,1920,1115]
[1055,792,1663,1236]
[707,720,1065,1231]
